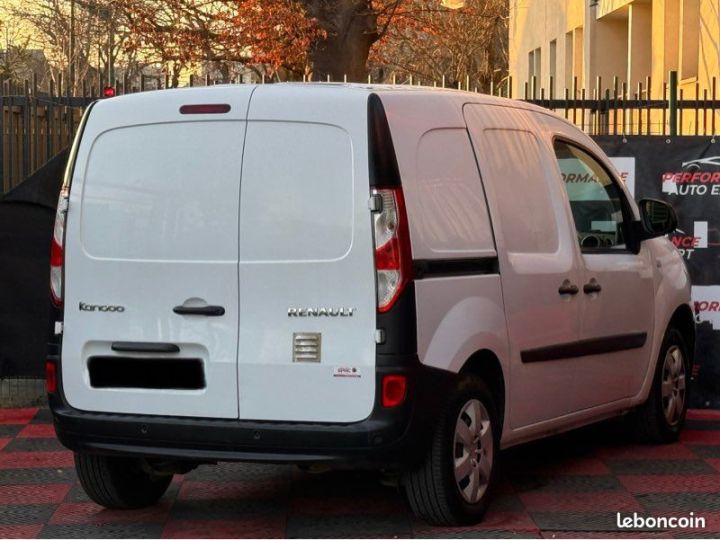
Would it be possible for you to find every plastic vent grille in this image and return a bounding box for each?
[293,333,321,363]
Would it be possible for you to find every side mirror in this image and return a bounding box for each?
[638,198,678,240]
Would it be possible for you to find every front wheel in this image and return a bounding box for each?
[631,327,690,443]
[401,376,500,526]
[75,453,173,509]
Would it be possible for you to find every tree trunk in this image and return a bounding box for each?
[300,0,377,82]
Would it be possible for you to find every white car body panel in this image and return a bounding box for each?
[62,86,253,418]
[237,85,377,422]
[59,84,693,452]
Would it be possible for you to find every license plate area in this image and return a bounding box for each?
[88,356,205,390]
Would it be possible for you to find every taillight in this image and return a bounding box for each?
[372,187,412,313]
[50,187,68,306]
[382,374,407,407]
[46,360,57,394]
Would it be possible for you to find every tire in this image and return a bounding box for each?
[631,327,691,443]
[401,376,500,526]
[74,453,173,509]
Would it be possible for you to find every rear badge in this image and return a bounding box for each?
[288,307,355,317]
[79,302,125,313]
[333,366,361,378]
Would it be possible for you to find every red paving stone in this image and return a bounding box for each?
[0,525,44,539]
[49,501,172,525]
[618,474,720,494]
[680,430,720,445]
[687,410,720,421]
[178,480,287,501]
[519,491,643,512]
[0,407,718,538]
[0,408,38,425]
[540,532,674,539]
[289,493,407,515]
[0,484,71,504]
[161,519,286,539]
[413,511,539,537]
[17,424,57,439]
[0,450,74,469]
[512,457,612,476]
[595,443,698,461]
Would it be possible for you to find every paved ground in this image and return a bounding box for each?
[0,408,719,538]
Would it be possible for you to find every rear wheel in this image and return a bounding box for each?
[631,327,690,443]
[75,453,173,509]
[401,377,499,525]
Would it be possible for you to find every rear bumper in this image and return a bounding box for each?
[48,351,454,469]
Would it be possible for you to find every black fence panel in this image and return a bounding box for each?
[596,136,720,408]
[0,150,67,378]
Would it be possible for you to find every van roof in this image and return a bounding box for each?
[94,82,548,113]
[86,82,575,134]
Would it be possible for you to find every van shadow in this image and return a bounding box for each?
[498,417,630,493]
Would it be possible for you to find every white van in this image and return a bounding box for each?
[48,84,694,525]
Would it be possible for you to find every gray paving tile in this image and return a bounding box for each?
[606,459,717,475]
[287,513,411,538]
[0,467,76,485]
[38,523,164,539]
[0,504,57,525]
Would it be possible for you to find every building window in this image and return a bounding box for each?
[528,47,541,96]
[565,31,574,91]
[564,27,584,93]
[549,40,557,95]
[680,0,699,80]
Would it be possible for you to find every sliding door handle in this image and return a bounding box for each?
[173,305,225,316]
[558,280,579,296]
[583,278,602,294]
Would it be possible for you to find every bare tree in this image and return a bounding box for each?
[370,0,508,90]
[297,0,413,81]
[11,0,127,94]
[0,17,34,86]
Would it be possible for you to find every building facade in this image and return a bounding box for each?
[509,0,720,100]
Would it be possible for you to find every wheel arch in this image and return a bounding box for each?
[458,349,506,430]
[635,302,696,405]
[668,303,696,360]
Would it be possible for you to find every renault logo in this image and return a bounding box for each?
[288,308,355,317]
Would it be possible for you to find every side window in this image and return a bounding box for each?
[482,129,559,254]
[414,129,495,256]
[553,140,627,251]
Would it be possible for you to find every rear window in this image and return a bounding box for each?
[239,122,354,262]
[80,121,245,261]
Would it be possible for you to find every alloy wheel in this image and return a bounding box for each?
[453,399,493,504]
[661,345,686,426]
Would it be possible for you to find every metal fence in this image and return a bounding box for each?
[0,79,94,192]
[2,70,719,193]
[520,72,720,138]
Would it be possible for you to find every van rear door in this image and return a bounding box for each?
[237,86,377,423]
[62,87,252,419]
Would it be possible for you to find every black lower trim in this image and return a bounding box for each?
[49,333,454,468]
[521,332,648,363]
[413,257,499,279]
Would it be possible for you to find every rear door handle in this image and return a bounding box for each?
[558,280,579,296]
[583,278,602,294]
[111,342,179,353]
[173,305,225,316]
